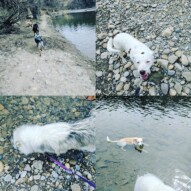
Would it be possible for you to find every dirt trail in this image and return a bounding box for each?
[0,13,95,95]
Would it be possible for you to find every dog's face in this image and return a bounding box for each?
[132,51,154,80]
[134,138,143,146]
[12,128,32,155]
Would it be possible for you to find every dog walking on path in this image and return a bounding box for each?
[34,31,44,56]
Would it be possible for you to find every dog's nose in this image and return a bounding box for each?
[140,70,145,75]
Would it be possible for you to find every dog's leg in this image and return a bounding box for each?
[121,146,126,151]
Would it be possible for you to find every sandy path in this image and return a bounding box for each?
[0,14,95,95]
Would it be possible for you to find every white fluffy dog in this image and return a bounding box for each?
[12,118,95,155]
[134,174,175,191]
[107,33,154,80]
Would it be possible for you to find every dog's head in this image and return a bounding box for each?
[132,50,154,80]
[12,126,33,155]
[133,138,144,147]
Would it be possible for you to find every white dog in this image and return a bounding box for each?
[134,174,175,191]
[12,118,95,155]
[106,136,144,151]
[107,33,154,80]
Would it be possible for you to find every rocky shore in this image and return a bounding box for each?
[0,97,95,191]
[96,0,191,96]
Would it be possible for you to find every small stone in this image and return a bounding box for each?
[0,146,4,154]
[20,171,27,178]
[174,82,182,94]
[31,185,39,191]
[168,55,178,64]
[71,184,81,191]
[120,77,126,82]
[180,55,188,66]
[123,83,130,91]
[114,73,120,81]
[133,70,140,78]
[0,161,4,172]
[162,27,173,37]
[182,72,191,82]
[96,71,102,77]
[32,160,43,170]
[22,97,29,105]
[157,59,168,69]
[116,83,124,91]
[33,175,41,180]
[149,86,156,96]
[161,83,169,95]
[4,174,12,182]
[134,78,141,86]
[69,160,77,165]
[24,164,31,172]
[168,65,174,70]
[123,71,130,77]
[65,163,70,169]
[169,89,177,96]
[52,171,58,178]
[168,70,175,76]
[175,50,182,57]
[100,52,108,59]
[174,63,182,71]
[0,104,4,110]
[15,177,27,185]
[97,33,107,40]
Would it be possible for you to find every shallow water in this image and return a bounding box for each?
[52,11,95,60]
[95,97,191,191]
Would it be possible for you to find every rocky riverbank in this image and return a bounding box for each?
[96,0,191,96]
[0,96,95,191]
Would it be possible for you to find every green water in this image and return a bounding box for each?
[95,97,191,191]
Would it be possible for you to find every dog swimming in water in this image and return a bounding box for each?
[12,118,95,156]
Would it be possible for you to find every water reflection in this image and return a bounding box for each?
[52,12,95,60]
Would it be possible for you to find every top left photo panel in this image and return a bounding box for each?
[0,0,96,96]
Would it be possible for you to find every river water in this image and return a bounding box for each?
[52,11,95,60]
[95,97,191,191]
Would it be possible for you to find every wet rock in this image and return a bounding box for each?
[157,59,168,69]
[32,160,43,170]
[0,161,4,172]
[116,83,124,91]
[169,89,177,96]
[180,54,188,66]
[182,72,191,82]
[174,82,182,94]
[168,55,178,64]
[124,83,130,91]
[161,83,169,95]
[71,184,81,191]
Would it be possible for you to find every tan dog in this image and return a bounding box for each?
[107,136,143,151]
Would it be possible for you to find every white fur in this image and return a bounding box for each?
[13,118,95,155]
[134,174,175,191]
[107,33,154,80]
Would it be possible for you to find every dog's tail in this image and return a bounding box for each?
[106,136,119,143]
[107,38,121,53]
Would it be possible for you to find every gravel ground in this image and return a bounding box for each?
[0,96,95,191]
[96,0,191,96]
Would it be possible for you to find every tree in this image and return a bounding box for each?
[0,0,28,33]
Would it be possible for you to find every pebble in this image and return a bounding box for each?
[100,52,108,59]
[4,174,12,182]
[182,72,191,82]
[161,83,169,95]
[120,77,126,82]
[169,89,177,96]
[180,54,188,66]
[157,59,168,69]
[149,86,156,96]
[24,164,31,171]
[96,71,103,77]
[32,160,43,170]
[71,184,81,191]
[115,73,120,81]
[174,82,182,94]
[31,185,39,191]
[174,63,182,71]
[162,27,173,37]
[133,70,140,78]
[123,71,130,77]
[123,83,130,91]
[116,83,124,91]
[0,104,4,110]
[0,161,4,172]
[168,70,176,76]
[168,55,178,64]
